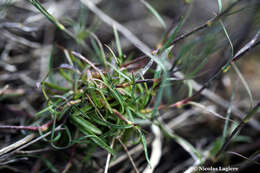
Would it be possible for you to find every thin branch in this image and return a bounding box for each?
[227,151,260,166]
[157,83,207,111]
[121,55,148,68]
[0,134,36,157]
[171,17,215,44]
[232,30,260,62]
[0,120,54,131]
[175,72,260,131]
[71,51,103,74]
[189,102,236,123]
[109,137,153,168]
[0,125,63,161]
[117,138,140,173]
[0,157,29,166]
[170,0,243,45]
[62,144,77,173]
[214,102,260,162]
[113,109,135,126]
[15,147,51,154]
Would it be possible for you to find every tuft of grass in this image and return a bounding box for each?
[37,45,155,161]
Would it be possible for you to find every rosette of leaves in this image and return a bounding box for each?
[37,48,152,159]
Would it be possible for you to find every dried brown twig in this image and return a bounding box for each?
[232,30,260,62]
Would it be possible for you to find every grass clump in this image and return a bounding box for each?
[37,46,153,158]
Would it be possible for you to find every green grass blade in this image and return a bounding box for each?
[137,128,150,165]
[232,63,254,108]
[42,82,70,92]
[159,18,183,53]
[113,24,123,61]
[220,20,234,56]
[28,0,66,31]
[70,115,102,135]
[77,128,116,155]
[140,0,166,29]
[159,122,202,161]
[221,84,236,146]
[220,20,254,107]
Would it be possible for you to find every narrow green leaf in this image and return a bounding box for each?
[28,0,65,31]
[159,123,202,161]
[42,82,70,92]
[78,128,116,155]
[222,84,236,146]
[107,62,131,81]
[232,63,254,108]
[160,18,183,53]
[220,20,234,56]
[92,115,133,129]
[137,129,150,165]
[70,115,102,135]
[113,24,123,60]
[140,0,166,28]
[243,102,260,123]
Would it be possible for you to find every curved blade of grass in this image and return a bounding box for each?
[232,63,254,108]
[171,39,198,71]
[107,62,131,81]
[151,46,173,118]
[90,34,106,66]
[189,102,236,123]
[227,151,260,166]
[93,78,125,113]
[126,106,134,122]
[113,24,123,61]
[51,125,73,149]
[139,0,166,29]
[88,88,103,108]
[105,44,119,64]
[92,115,133,129]
[159,122,202,162]
[69,51,85,69]
[79,129,116,155]
[243,102,260,123]
[151,72,167,118]
[128,106,147,119]
[214,102,260,161]
[137,128,150,165]
[36,104,55,117]
[73,134,95,143]
[88,85,113,114]
[42,82,70,92]
[220,20,234,57]
[27,0,75,40]
[220,20,254,107]
[159,18,183,53]
[58,69,73,83]
[221,83,237,146]
[70,115,102,135]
